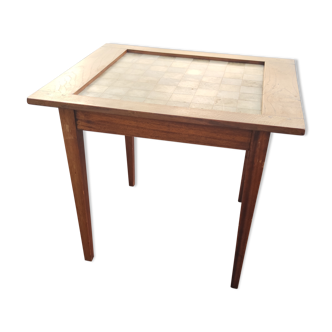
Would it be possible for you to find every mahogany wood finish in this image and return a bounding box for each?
[238,150,249,203]
[58,108,94,262]
[123,136,135,188]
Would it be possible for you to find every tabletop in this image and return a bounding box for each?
[27,44,305,135]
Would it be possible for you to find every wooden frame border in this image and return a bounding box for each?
[27,44,305,135]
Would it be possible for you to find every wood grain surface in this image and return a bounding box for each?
[125,136,135,186]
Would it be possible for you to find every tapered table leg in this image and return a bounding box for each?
[238,150,249,203]
[59,108,94,261]
[236,152,246,204]
[125,136,135,187]
[231,131,270,288]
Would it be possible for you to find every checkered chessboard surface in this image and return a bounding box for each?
[79,53,264,114]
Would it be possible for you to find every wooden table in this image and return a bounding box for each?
[27,44,305,289]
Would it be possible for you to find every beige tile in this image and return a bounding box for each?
[237,100,262,110]
[125,68,146,75]
[223,72,243,79]
[158,78,180,86]
[144,99,168,105]
[219,84,241,92]
[170,94,193,103]
[138,76,160,84]
[239,108,261,114]
[121,95,146,103]
[239,93,262,102]
[127,89,150,98]
[172,61,191,68]
[138,57,156,64]
[154,59,174,66]
[242,80,263,88]
[196,89,218,97]
[131,63,150,70]
[144,70,164,78]
[163,72,183,80]
[188,63,208,70]
[226,66,245,74]
[192,96,215,105]
[120,54,141,61]
[221,78,242,86]
[167,66,187,74]
[131,81,156,90]
[217,91,240,99]
[213,105,238,112]
[186,69,205,76]
[174,87,196,95]
[244,67,264,75]
[190,103,213,110]
[155,85,177,93]
[198,81,219,90]
[204,70,224,78]
[179,80,200,88]
[150,65,168,72]
[243,74,264,81]
[167,101,191,107]
[182,74,202,82]
[215,98,238,107]
[202,76,222,84]
[99,93,122,100]
[113,80,134,88]
[148,91,172,101]
[240,86,262,94]
[118,74,140,81]
[104,86,129,95]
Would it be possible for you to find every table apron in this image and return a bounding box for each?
[75,110,252,150]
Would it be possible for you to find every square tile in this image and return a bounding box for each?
[215,98,238,107]
[196,89,218,97]
[127,89,150,98]
[167,101,191,107]
[192,96,215,105]
[155,85,177,93]
[145,99,168,105]
[104,87,129,95]
[173,87,196,95]
[239,93,262,101]
[240,86,263,94]
[148,91,172,101]
[217,91,240,99]
[237,100,262,110]
[190,103,213,110]
[179,80,200,88]
[221,78,242,86]
[170,94,194,103]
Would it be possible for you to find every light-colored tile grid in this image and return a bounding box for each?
[79,53,264,114]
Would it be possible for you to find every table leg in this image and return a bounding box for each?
[125,136,135,187]
[59,108,94,261]
[236,151,246,204]
[238,150,249,203]
[231,131,270,288]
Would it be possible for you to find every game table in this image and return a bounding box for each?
[27,44,305,288]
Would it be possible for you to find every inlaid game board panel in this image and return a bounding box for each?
[79,53,264,114]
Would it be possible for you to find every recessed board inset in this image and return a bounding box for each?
[79,52,264,114]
